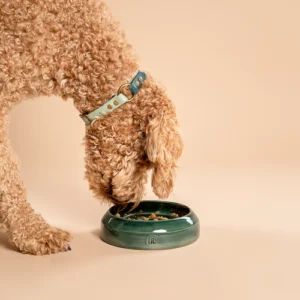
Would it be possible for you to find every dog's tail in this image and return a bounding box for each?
[145,112,183,199]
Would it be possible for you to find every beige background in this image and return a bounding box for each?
[1,0,300,299]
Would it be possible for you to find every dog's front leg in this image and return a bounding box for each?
[0,116,71,255]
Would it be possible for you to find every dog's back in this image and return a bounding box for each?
[0,0,104,112]
[0,0,44,110]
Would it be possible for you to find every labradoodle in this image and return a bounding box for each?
[0,0,183,255]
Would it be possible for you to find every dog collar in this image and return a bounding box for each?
[81,71,146,125]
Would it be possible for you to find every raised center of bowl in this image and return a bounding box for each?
[109,201,190,222]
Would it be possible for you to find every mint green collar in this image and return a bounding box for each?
[81,71,146,126]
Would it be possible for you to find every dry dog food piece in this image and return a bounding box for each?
[124,212,178,221]
[115,213,121,218]
[171,213,179,218]
[128,214,169,221]
[157,216,169,221]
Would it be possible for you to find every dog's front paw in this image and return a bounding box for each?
[10,226,72,255]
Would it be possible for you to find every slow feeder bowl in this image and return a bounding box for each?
[101,201,200,250]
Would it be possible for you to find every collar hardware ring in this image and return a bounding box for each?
[118,84,135,102]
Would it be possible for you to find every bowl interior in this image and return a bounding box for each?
[110,201,190,221]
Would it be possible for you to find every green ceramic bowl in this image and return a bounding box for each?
[101,201,200,250]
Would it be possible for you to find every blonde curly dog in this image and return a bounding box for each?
[0,0,183,255]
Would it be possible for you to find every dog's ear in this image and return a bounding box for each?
[145,112,183,199]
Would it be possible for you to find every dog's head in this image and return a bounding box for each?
[83,76,183,207]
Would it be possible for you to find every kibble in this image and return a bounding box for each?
[117,211,180,221]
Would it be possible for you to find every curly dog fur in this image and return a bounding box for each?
[0,0,183,255]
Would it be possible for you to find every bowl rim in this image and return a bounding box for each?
[108,200,193,223]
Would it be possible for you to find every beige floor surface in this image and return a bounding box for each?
[1,167,300,300]
[1,227,300,300]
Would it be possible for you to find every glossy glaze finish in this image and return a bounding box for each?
[101,201,200,250]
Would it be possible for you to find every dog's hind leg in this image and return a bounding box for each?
[0,115,71,255]
[0,193,7,233]
[0,193,7,232]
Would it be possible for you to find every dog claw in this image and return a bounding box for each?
[64,245,72,252]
